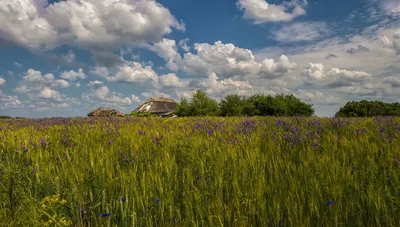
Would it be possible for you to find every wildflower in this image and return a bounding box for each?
[351,169,355,174]
[23,149,28,153]
[25,163,31,167]
[326,201,334,205]
[101,213,111,217]
[81,208,86,218]
[156,199,161,204]
[121,196,126,203]
[108,139,112,145]
[172,216,176,223]
[197,174,201,180]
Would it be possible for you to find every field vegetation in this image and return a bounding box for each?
[0,116,399,226]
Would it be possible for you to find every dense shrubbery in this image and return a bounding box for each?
[175,90,315,117]
[336,100,400,117]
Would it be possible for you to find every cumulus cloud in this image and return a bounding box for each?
[61,50,76,64]
[237,0,307,23]
[381,29,400,54]
[0,90,22,110]
[60,68,86,81]
[271,22,330,42]
[0,0,184,67]
[0,77,5,86]
[346,44,370,54]
[93,62,159,87]
[384,76,400,87]
[38,87,63,101]
[85,80,135,106]
[198,72,253,97]
[15,69,70,95]
[159,73,189,88]
[303,62,372,86]
[178,38,191,52]
[146,38,181,71]
[293,89,342,105]
[180,41,297,80]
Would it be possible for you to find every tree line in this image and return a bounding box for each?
[336,100,400,117]
[175,90,315,117]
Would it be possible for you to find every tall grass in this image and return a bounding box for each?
[0,116,399,226]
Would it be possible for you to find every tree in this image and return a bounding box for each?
[175,90,219,116]
[191,90,219,116]
[219,94,246,116]
[336,100,400,117]
[175,98,192,116]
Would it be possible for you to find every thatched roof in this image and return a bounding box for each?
[133,97,176,114]
[88,107,125,117]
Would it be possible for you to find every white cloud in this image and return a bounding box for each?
[146,38,181,71]
[180,41,297,80]
[0,0,184,56]
[0,89,22,110]
[14,62,22,68]
[61,50,76,64]
[237,0,307,23]
[178,38,191,52]
[85,80,134,106]
[271,22,330,42]
[15,69,70,94]
[303,62,372,86]
[141,91,171,99]
[96,62,159,87]
[159,73,189,88]
[131,94,141,103]
[0,77,5,86]
[384,76,400,87]
[60,68,86,81]
[198,72,253,97]
[38,88,63,101]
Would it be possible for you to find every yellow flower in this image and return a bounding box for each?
[60,199,67,205]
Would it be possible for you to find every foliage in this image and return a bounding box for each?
[0,116,399,226]
[176,90,315,117]
[336,100,400,117]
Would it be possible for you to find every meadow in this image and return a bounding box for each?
[0,116,399,226]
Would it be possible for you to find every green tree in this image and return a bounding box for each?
[219,94,246,116]
[175,98,192,116]
[191,90,219,116]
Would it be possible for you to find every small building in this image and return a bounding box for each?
[87,107,125,117]
[132,97,176,116]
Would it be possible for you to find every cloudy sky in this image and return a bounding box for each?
[0,0,399,118]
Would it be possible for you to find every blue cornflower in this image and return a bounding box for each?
[156,199,161,204]
[108,139,112,145]
[24,163,30,167]
[81,208,86,217]
[351,169,355,174]
[101,213,111,217]
[326,201,334,205]
[121,197,126,203]
[23,149,28,153]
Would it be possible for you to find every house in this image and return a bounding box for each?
[87,107,125,117]
[132,97,177,116]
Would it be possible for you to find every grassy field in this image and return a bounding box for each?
[0,116,399,226]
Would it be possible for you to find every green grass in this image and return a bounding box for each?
[0,116,399,226]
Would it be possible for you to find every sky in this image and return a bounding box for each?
[0,0,399,118]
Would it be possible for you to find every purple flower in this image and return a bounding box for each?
[197,174,201,180]
[326,201,334,205]
[101,213,111,217]
[172,216,176,223]
[23,149,28,153]
[25,163,30,167]
[156,199,161,204]
[121,197,126,203]
[351,169,355,174]
[108,139,112,145]
[81,208,86,218]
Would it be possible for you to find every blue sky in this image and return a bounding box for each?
[0,0,399,118]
